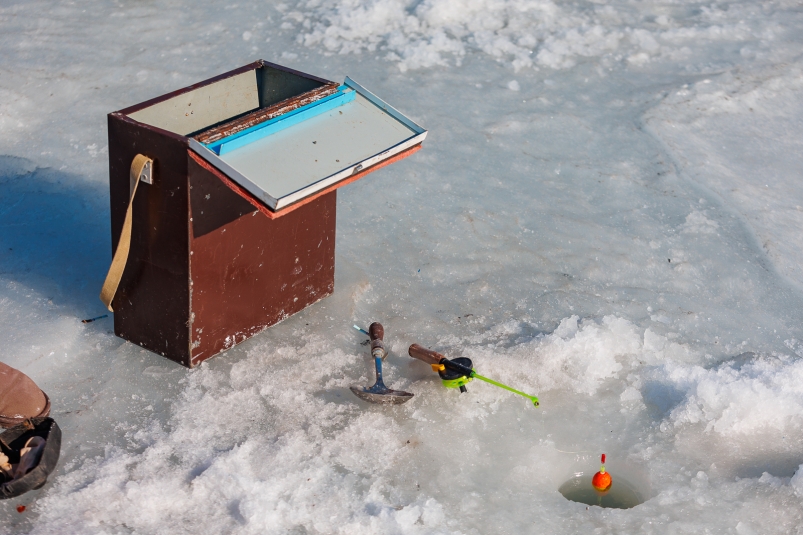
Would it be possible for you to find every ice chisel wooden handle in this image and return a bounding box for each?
[369,322,384,342]
[369,322,386,358]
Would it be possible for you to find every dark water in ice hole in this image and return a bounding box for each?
[558,473,644,509]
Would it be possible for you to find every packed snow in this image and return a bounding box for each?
[2,0,803,532]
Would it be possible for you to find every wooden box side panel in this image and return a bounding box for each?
[107,114,192,365]
[187,156,336,366]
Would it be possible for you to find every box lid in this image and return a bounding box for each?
[189,77,426,212]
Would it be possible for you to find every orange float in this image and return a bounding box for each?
[592,454,612,492]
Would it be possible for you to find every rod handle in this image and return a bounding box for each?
[408,344,445,365]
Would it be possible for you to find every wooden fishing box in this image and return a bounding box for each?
[104,60,427,367]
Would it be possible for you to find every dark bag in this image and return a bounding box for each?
[0,417,61,499]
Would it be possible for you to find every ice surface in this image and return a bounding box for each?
[647,64,803,289]
[2,0,803,533]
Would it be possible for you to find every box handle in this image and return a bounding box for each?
[99,154,153,312]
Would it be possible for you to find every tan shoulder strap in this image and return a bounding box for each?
[99,154,153,312]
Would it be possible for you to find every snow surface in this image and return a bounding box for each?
[2,0,803,533]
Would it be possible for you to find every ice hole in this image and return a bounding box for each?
[558,462,649,509]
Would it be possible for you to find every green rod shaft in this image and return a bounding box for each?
[471,372,539,406]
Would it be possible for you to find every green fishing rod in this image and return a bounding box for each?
[408,344,539,407]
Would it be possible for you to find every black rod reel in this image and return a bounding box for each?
[435,357,474,393]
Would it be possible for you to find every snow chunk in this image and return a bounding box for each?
[791,465,803,496]
[681,211,719,235]
[528,316,641,395]
[295,0,784,72]
[666,355,803,435]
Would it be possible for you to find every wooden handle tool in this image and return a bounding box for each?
[349,322,413,404]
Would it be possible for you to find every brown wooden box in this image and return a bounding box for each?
[106,61,425,367]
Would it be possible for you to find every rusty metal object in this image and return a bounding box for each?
[193,83,340,145]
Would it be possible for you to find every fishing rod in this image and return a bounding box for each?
[408,344,539,407]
